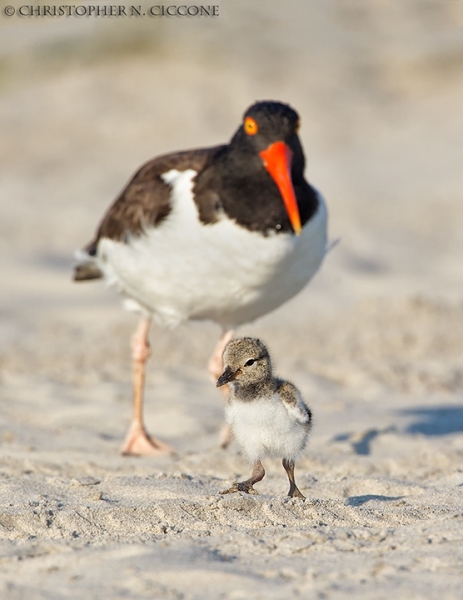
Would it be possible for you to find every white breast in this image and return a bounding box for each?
[95,169,328,328]
[225,395,310,463]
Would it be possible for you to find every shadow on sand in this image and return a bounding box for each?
[346,495,403,507]
[401,406,463,436]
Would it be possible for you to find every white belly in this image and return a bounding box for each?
[226,395,310,463]
[96,169,328,328]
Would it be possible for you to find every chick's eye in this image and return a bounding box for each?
[244,117,258,136]
[244,359,255,367]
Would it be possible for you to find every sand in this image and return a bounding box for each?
[1,1,463,598]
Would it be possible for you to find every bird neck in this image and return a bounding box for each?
[231,379,276,403]
[201,141,319,235]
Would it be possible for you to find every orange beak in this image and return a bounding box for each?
[259,141,302,235]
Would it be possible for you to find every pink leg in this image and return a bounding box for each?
[208,329,235,383]
[208,329,235,448]
[120,317,173,456]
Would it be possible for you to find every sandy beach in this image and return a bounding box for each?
[1,1,463,598]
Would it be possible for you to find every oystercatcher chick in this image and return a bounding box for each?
[217,337,311,498]
[73,100,327,456]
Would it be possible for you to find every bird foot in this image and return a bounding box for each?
[120,425,174,456]
[220,481,259,495]
[288,487,306,500]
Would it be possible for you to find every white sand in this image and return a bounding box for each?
[1,2,463,598]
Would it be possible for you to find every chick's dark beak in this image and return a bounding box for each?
[216,366,241,387]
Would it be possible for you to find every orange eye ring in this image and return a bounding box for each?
[244,116,258,136]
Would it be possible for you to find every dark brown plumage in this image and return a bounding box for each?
[80,147,223,260]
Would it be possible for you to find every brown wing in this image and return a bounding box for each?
[83,145,224,255]
[277,380,312,424]
[73,145,224,282]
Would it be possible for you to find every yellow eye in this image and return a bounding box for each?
[295,119,300,133]
[244,116,258,136]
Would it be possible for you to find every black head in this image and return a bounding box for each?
[230,101,302,157]
[195,100,319,236]
[225,101,305,235]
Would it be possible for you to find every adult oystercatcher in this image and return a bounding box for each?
[74,100,328,456]
[217,337,311,498]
